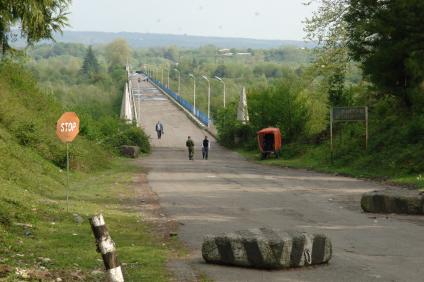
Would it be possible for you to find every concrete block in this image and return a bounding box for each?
[120,145,140,158]
[361,190,424,215]
[202,227,332,269]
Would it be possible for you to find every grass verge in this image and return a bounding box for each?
[237,147,424,190]
[0,158,170,281]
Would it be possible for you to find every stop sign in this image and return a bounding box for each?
[56,112,80,143]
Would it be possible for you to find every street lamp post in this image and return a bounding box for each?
[167,68,170,88]
[189,74,196,115]
[161,68,164,83]
[173,68,181,96]
[214,76,226,108]
[202,75,211,127]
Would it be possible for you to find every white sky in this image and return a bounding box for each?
[68,0,318,40]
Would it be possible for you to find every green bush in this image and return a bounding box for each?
[215,75,308,150]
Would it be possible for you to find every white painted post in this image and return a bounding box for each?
[90,214,124,282]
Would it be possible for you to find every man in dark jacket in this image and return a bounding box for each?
[155,121,164,139]
[202,136,209,160]
[186,136,194,160]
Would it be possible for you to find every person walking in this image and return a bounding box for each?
[186,136,194,160]
[155,121,164,139]
[202,136,209,160]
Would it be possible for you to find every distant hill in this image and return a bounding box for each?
[43,30,314,49]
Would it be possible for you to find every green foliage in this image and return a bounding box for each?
[0,0,70,55]
[0,61,110,171]
[79,113,150,154]
[215,102,254,148]
[215,76,309,149]
[80,45,100,80]
[25,41,148,155]
[344,0,424,109]
[28,42,87,59]
[105,38,131,68]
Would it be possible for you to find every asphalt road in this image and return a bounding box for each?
[132,74,424,282]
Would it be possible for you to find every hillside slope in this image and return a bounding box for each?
[0,62,169,281]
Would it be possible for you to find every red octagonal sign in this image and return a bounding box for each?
[56,112,80,143]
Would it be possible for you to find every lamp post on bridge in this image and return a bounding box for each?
[167,68,170,88]
[173,68,181,96]
[189,74,196,115]
[214,76,226,108]
[202,75,211,127]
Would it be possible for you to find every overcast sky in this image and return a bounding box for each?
[68,0,317,40]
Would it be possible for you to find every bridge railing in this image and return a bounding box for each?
[146,74,210,126]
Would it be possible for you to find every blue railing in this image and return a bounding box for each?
[145,74,209,126]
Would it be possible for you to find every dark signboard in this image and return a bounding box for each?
[332,107,367,121]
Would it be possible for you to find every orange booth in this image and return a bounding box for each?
[257,127,282,159]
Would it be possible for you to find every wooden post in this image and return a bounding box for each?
[365,106,368,150]
[89,214,124,282]
[330,107,333,164]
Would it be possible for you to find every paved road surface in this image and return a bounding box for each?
[131,74,424,282]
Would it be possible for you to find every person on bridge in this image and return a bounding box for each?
[155,121,164,139]
[186,136,195,160]
[202,136,209,160]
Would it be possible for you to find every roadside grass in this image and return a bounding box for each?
[237,146,424,190]
[0,158,170,281]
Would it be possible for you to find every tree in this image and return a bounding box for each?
[304,0,351,107]
[0,0,70,55]
[344,0,424,109]
[81,46,100,79]
[163,45,179,62]
[104,39,131,68]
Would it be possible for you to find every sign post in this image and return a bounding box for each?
[56,112,80,212]
[330,106,368,163]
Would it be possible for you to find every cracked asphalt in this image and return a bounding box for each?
[132,75,424,282]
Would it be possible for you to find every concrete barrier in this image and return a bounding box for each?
[202,228,332,269]
[120,145,140,158]
[361,190,424,215]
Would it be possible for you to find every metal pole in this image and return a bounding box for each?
[330,108,333,164]
[178,72,181,96]
[223,81,226,108]
[202,76,210,127]
[193,79,196,114]
[208,82,210,126]
[161,68,164,83]
[174,69,181,96]
[189,74,196,114]
[66,142,70,212]
[365,106,368,150]
[214,76,226,108]
[167,69,170,88]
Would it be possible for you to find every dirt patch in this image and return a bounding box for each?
[123,167,201,281]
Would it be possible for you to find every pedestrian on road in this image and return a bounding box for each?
[186,136,194,160]
[155,121,164,139]
[202,136,209,160]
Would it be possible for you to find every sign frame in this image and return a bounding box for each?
[330,106,368,161]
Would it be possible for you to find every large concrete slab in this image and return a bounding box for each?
[134,78,424,282]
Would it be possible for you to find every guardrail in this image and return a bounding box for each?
[145,74,210,126]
